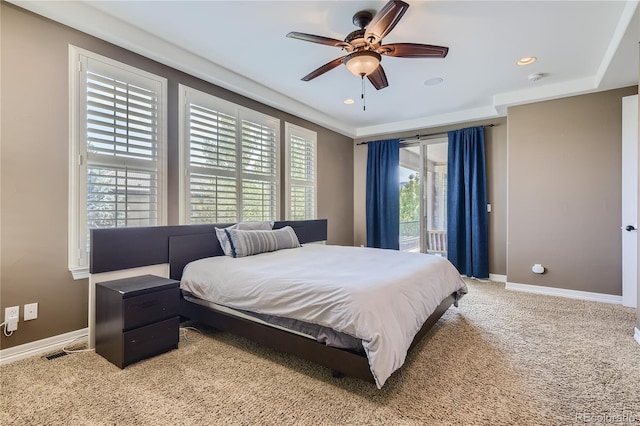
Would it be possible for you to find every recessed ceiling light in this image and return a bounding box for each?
[517,56,537,66]
[424,77,444,86]
[344,99,355,105]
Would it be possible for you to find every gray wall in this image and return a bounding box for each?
[0,3,353,349]
[507,86,638,295]
[353,117,508,276]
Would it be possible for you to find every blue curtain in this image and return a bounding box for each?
[447,127,489,278]
[366,139,400,249]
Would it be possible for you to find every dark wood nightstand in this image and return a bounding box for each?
[95,274,180,368]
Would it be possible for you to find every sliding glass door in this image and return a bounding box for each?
[399,146,420,252]
[399,138,448,255]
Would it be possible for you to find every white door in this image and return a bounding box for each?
[622,94,638,308]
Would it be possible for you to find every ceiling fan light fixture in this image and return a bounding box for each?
[345,51,381,77]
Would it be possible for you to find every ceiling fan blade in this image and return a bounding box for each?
[367,65,389,90]
[301,56,346,81]
[379,43,449,58]
[364,0,409,45]
[286,32,351,49]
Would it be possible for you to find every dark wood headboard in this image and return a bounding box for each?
[90,220,328,280]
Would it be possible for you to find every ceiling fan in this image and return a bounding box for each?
[286,0,449,90]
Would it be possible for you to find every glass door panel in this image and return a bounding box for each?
[421,139,448,256]
[399,146,421,252]
[399,165,420,252]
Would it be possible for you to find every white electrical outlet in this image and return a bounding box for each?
[24,303,38,321]
[4,306,19,332]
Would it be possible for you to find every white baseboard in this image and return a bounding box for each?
[0,328,89,366]
[489,274,506,283]
[635,328,640,346]
[505,282,623,304]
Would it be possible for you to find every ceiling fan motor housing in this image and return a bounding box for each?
[345,29,368,49]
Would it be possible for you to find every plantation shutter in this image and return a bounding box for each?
[85,69,161,231]
[241,118,278,221]
[188,104,238,223]
[285,124,317,220]
[182,86,280,224]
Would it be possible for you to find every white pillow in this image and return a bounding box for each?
[225,226,300,258]
[215,221,274,256]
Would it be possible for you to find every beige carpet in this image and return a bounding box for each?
[1,281,638,425]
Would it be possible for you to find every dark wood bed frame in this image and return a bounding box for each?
[91,219,456,384]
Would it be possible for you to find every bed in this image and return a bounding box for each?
[90,219,467,388]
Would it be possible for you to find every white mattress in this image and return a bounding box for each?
[181,244,467,388]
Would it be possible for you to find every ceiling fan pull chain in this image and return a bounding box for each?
[362,75,366,111]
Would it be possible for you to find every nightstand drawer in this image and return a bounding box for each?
[123,288,179,330]
[122,316,179,367]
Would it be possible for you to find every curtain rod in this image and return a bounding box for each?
[356,124,495,146]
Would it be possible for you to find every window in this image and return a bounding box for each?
[284,123,317,220]
[179,85,280,224]
[69,46,167,278]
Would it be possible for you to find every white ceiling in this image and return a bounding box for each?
[13,0,640,138]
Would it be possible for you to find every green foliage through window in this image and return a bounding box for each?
[400,173,420,223]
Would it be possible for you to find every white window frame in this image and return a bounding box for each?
[69,46,167,279]
[178,85,281,224]
[284,123,317,220]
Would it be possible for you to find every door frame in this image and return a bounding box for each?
[622,94,638,308]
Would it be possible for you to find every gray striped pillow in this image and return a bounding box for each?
[225,226,301,258]
[215,221,274,256]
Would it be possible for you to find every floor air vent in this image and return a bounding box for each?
[43,351,68,360]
